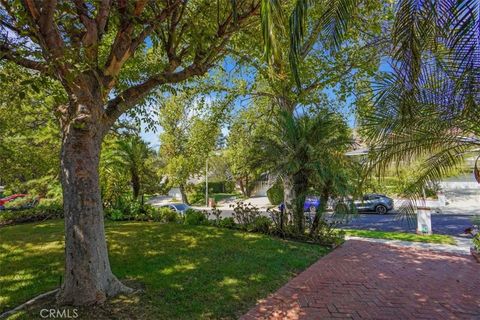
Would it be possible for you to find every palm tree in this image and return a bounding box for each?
[261,109,355,234]
[105,136,154,199]
[360,0,480,213]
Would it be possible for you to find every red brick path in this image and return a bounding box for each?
[242,240,480,320]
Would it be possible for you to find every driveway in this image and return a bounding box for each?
[339,213,474,236]
[242,240,480,320]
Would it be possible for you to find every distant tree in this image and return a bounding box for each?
[225,107,268,197]
[0,63,63,197]
[229,0,389,233]
[159,93,226,204]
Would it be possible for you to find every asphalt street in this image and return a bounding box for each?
[203,208,476,236]
[338,212,476,236]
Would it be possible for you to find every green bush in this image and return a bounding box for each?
[230,202,260,227]
[218,217,236,229]
[150,209,163,222]
[266,183,284,205]
[187,181,236,204]
[184,209,208,225]
[106,208,124,221]
[473,234,480,253]
[250,216,271,234]
[209,181,235,193]
[3,195,38,210]
[104,195,150,221]
[161,207,180,223]
[0,200,63,226]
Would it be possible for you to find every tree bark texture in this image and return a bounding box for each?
[283,172,308,234]
[57,76,131,305]
[179,184,189,205]
[131,168,140,199]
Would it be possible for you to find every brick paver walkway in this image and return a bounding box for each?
[242,240,480,320]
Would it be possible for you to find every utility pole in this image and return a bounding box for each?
[205,159,209,207]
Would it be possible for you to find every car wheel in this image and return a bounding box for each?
[375,205,387,214]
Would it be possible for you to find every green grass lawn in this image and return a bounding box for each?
[344,229,456,245]
[212,193,242,203]
[0,220,328,319]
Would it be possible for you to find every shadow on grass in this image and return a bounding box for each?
[1,220,328,319]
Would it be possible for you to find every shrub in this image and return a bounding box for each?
[267,208,287,233]
[218,217,236,229]
[184,209,208,226]
[38,198,62,207]
[230,202,260,227]
[207,181,235,193]
[4,195,38,210]
[209,207,222,224]
[161,207,180,223]
[250,216,271,234]
[310,220,345,247]
[472,216,480,252]
[0,200,63,226]
[266,183,284,205]
[186,181,236,204]
[104,195,151,221]
[473,234,480,253]
[106,208,124,221]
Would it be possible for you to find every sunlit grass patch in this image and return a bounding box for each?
[344,229,456,245]
[0,220,328,319]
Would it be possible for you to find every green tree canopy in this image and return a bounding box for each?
[159,92,227,204]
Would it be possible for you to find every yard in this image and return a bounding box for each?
[0,220,328,319]
[344,229,456,245]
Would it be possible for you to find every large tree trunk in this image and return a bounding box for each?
[283,172,308,234]
[179,184,189,205]
[57,81,131,305]
[131,169,140,199]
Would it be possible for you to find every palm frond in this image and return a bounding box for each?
[261,0,285,66]
[288,0,359,86]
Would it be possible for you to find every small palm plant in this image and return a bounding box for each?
[260,109,355,234]
[103,135,154,200]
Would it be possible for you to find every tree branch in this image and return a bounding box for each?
[103,1,181,85]
[0,43,48,73]
[73,0,98,59]
[22,0,66,77]
[105,63,210,125]
[297,64,354,97]
[104,0,261,123]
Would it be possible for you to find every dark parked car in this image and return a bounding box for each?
[278,196,321,213]
[159,203,191,215]
[336,194,394,214]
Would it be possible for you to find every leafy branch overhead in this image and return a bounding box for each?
[261,0,362,86]
[0,0,260,125]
